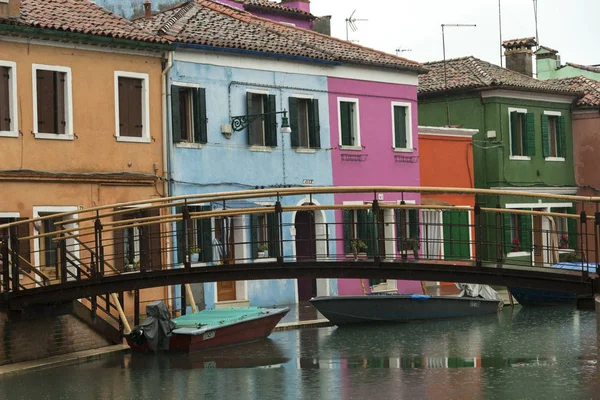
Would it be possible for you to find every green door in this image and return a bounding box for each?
[442,210,470,260]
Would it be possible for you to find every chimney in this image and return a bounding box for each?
[502,37,537,77]
[312,15,331,36]
[279,0,310,14]
[0,0,21,19]
[144,0,152,20]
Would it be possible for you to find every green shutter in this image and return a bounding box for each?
[394,106,407,149]
[558,116,567,158]
[198,205,212,262]
[288,97,299,148]
[503,214,512,254]
[409,209,419,239]
[360,210,374,257]
[171,86,181,143]
[568,206,578,250]
[265,95,277,147]
[194,88,207,144]
[267,212,279,257]
[395,209,404,251]
[246,92,254,145]
[309,99,320,149]
[340,102,352,146]
[510,111,519,156]
[343,210,351,254]
[526,112,536,157]
[442,210,469,260]
[520,213,532,252]
[541,114,549,158]
[250,214,259,259]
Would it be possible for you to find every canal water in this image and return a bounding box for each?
[2,306,599,399]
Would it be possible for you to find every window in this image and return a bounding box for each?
[542,112,566,159]
[114,208,162,271]
[33,64,73,139]
[395,208,420,252]
[509,109,534,158]
[247,92,277,147]
[172,85,207,145]
[343,209,374,256]
[0,61,17,137]
[503,211,531,253]
[289,97,320,149]
[175,205,213,264]
[251,212,279,259]
[392,102,412,151]
[338,98,360,148]
[551,207,577,249]
[115,71,149,142]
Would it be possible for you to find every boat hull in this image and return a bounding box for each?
[310,295,500,326]
[126,308,288,352]
[508,287,576,307]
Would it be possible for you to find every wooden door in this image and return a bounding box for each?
[217,217,236,302]
[533,215,543,265]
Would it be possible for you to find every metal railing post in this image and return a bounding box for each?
[181,283,187,316]
[580,210,587,279]
[94,216,105,278]
[182,202,191,271]
[275,199,284,264]
[1,227,9,295]
[9,225,19,293]
[496,204,503,263]
[372,199,381,263]
[595,211,600,277]
[474,203,482,267]
[400,200,407,260]
[59,235,68,284]
[134,289,140,326]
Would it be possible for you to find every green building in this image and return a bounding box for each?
[417,38,581,264]
[536,46,600,81]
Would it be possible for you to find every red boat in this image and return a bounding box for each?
[126,301,289,353]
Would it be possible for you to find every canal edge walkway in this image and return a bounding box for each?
[0,318,331,376]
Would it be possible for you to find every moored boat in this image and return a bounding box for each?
[126,301,289,352]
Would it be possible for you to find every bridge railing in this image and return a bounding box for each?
[0,186,598,302]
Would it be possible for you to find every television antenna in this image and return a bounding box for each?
[345,10,368,41]
[395,47,412,56]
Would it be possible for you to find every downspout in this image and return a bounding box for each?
[161,50,174,310]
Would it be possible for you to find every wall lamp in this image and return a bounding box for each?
[225,110,291,134]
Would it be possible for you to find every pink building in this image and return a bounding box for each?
[214,0,315,30]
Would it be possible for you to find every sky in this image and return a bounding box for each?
[310,0,600,68]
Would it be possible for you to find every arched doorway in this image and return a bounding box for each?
[295,208,317,301]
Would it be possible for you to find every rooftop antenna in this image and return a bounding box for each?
[533,0,539,49]
[345,9,368,41]
[395,47,413,56]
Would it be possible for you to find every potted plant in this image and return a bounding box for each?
[258,243,269,258]
[559,235,569,249]
[188,246,202,263]
[350,238,367,261]
[511,238,520,252]
[406,237,420,260]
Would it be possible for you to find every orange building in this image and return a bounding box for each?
[0,0,170,317]
[418,126,478,276]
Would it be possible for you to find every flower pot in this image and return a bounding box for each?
[258,251,268,258]
[190,253,200,263]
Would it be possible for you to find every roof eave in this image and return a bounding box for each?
[418,85,580,98]
[243,4,316,19]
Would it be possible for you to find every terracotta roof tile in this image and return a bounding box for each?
[244,0,314,18]
[138,0,425,72]
[418,56,579,96]
[0,0,166,44]
[547,76,600,108]
[565,62,600,74]
[502,37,537,48]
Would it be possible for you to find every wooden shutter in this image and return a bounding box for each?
[146,209,162,270]
[250,214,259,259]
[247,92,257,145]
[519,213,532,252]
[288,97,299,148]
[558,116,567,158]
[503,214,512,254]
[394,106,407,149]
[395,209,405,251]
[568,206,578,250]
[343,210,351,254]
[309,99,321,149]
[171,85,182,143]
[0,66,10,131]
[525,112,535,156]
[541,114,549,157]
[198,205,213,262]
[55,72,66,135]
[37,70,57,133]
[118,78,129,137]
[510,111,519,156]
[130,79,143,138]
[194,88,207,144]
[340,102,352,146]
[265,94,277,147]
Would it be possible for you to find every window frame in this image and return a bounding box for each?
[32,64,73,140]
[0,60,18,138]
[508,107,529,160]
[172,82,207,148]
[289,93,320,152]
[246,89,272,150]
[391,101,413,152]
[543,110,565,162]
[114,71,150,143]
[337,97,361,150]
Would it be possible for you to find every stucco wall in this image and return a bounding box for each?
[573,111,600,189]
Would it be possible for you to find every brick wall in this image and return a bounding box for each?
[0,312,112,366]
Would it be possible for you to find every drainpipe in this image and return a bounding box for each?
[161,50,174,310]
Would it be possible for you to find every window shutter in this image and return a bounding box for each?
[288,97,299,148]
[267,212,279,257]
[343,210,351,254]
[503,214,512,254]
[510,111,519,156]
[171,86,182,143]
[567,206,578,250]
[193,88,208,144]
[558,116,567,158]
[199,205,213,262]
[37,70,56,134]
[541,114,549,158]
[250,214,259,259]
[246,92,255,145]
[357,210,374,257]
[340,102,352,146]
[55,72,66,135]
[394,106,407,149]
[118,78,129,137]
[309,99,321,149]
[265,95,277,147]
[519,213,532,252]
[0,67,10,132]
[395,209,405,251]
[130,79,143,138]
[525,112,535,156]
[409,209,420,240]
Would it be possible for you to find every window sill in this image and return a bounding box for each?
[507,251,530,258]
[191,261,208,267]
[253,257,277,262]
[0,131,19,138]
[340,145,362,151]
[33,132,74,141]
[393,147,415,153]
[545,157,565,162]
[176,142,203,149]
[509,156,531,161]
[116,136,151,143]
[249,145,273,153]
[294,148,317,154]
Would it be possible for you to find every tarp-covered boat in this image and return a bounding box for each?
[310,284,502,326]
[126,301,289,352]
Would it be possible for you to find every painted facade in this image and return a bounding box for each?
[536,46,600,81]
[217,0,314,30]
